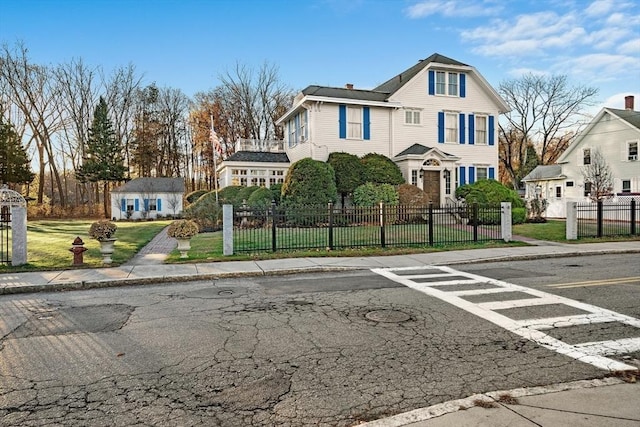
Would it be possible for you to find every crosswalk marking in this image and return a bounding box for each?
[371,266,640,372]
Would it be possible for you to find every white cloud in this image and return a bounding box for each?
[405,0,501,18]
[618,38,640,54]
[598,92,640,110]
[506,67,549,78]
[556,53,640,81]
[585,0,614,17]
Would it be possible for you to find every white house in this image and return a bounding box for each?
[218,53,509,205]
[522,95,640,218]
[110,177,185,220]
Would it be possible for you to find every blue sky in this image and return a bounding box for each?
[1,0,639,113]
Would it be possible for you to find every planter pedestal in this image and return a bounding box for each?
[176,238,191,258]
[99,239,116,264]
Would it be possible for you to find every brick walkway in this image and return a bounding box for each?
[123,226,177,266]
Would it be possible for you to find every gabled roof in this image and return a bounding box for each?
[558,106,640,163]
[224,151,290,163]
[374,53,467,95]
[394,143,457,159]
[112,177,185,193]
[522,165,565,182]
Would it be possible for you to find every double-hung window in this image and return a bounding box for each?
[436,71,459,96]
[126,199,134,212]
[405,109,421,125]
[583,148,591,165]
[476,167,488,181]
[445,112,458,142]
[584,182,592,197]
[622,180,631,193]
[448,72,459,96]
[628,141,638,161]
[475,115,488,144]
[347,106,362,139]
[411,170,418,186]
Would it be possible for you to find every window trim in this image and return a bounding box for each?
[435,71,460,97]
[476,166,488,181]
[628,141,638,161]
[444,112,459,143]
[583,148,591,165]
[346,105,363,140]
[475,115,488,145]
[622,180,631,193]
[404,109,421,125]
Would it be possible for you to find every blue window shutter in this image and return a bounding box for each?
[459,113,465,144]
[134,199,139,211]
[460,166,466,185]
[363,107,370,140]
[489,167,495,180]
[339,105,346,139]
[468,114,475,145]
[157,198,162,211]
[469,166,475,184]
[438,112,444,143]
[143,199,149,211]
[428,70,435,95]
[121,198,126,211]
[460,73,466,98]
[488,115,495,145]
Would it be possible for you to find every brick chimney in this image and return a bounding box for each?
[625,95,634,110]
[345,83,353,90]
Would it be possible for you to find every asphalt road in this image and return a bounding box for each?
[0,254,638,426]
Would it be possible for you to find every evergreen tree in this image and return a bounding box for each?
[77,96,126,217]
[0,117,34,186]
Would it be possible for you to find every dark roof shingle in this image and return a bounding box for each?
[112,177,185,193]
[224,151,290,163]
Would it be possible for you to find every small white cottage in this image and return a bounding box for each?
[110,177,185,220]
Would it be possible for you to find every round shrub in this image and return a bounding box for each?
[360,153,405,185]
[246,187,274,209]
[269,183,283,205]
[281,158,337,207]
[455,179,524,208]
[183,191,222,231]
[512,207,526,224]
[185,190,208,204]
[397,183,431,205]
[353,182,399,207]
[327,152,364,204]
[217,186,244,206]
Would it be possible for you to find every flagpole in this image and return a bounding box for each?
[210,114,219,204]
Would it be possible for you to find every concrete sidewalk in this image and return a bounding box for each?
[1,240,639,295]
[1,239,639,427]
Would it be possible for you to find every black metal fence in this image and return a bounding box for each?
[233,202,503,253]
[577,200,638,238]
[0,207,10,264]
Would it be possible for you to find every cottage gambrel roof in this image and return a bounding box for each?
[224,151,290,163]
[277,53,508,125]
[557,107,640,163]
[112,177,185,193]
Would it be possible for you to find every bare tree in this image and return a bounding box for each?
[0,42,66,206]
[498,74,598,189]
[582,148,613,202]
[54,58,100,209]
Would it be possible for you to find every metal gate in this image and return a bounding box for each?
[0,206,10,264]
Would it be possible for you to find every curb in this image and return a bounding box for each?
[359,377,631,427]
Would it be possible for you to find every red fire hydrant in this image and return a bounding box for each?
[69,236,88,266]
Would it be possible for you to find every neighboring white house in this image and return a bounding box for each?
[110,177,185,220]
[522,95,640,218]
[217,53,509,205]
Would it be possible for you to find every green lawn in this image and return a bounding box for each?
[1,220,171,271]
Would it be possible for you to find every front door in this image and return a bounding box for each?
[422,170,441,205]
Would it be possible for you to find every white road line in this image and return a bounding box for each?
[574,337,640,356]
[371,266,640,372]
[477,296,560,311]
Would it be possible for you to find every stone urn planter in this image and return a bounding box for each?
[98,238,117,264]
[89,220,118,265]
[167,219,199,259]
[175,238,191,259]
